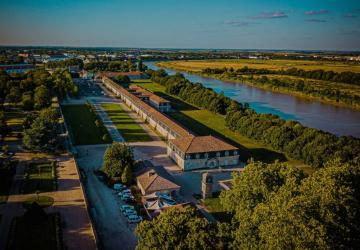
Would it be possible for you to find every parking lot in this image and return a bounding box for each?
[76,144,138,250]
[74,78,105,97]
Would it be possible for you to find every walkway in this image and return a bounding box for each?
[0,152,97,250]
[90,99,125,142]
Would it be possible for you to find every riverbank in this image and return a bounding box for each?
[134,80,312,174]
[156,62,360,111]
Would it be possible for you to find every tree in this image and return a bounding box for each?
[23,108,59,151]
[0,111,10,142]
[114,75,130,85]
[34,85,51,109]
[135,207,220,250]
[121,165,132,185]
[220,160,360,249]
[21,92,34,111]
[102,142,134,179]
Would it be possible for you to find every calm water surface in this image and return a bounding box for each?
[145,61,360,138]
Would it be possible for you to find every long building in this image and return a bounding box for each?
[129,85,171,112]
[101,76,240,170]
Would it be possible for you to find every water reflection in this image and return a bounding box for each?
[144,61,360,137]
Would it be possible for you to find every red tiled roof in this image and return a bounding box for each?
[169,135,238,154]
[102,76,192,138]
[130,85,170,104]
[136,168,180,194]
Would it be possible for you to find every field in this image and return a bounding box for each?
[136,80,308,169]
[61,104,112,145]
[21,162,56,194]
[7,213,62,250]
[101,103,152,142]
[157,59,360,73]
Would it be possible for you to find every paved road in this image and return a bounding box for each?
[76,144,138,250]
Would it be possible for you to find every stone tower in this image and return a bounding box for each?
[201,172,213,199]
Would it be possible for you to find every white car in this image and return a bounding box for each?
[127,215,142,223]
[123,209,137,217]
[120,205,134,212]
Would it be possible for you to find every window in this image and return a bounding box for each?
[204,153,209,158]
[225,151,229,156]
[186,154,190,160]
[216,152,220,157]
[234,150,238,155]
[196,154,200,159]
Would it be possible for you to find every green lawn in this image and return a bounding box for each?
[61,104,112,145]
[202,197,233,223]
[101,103,152,142]
[21,162,57,194]
[7,213,62,250]
[136,81,297,165]
[23,195,54,209]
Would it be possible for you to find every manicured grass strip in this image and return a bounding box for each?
[21,162,56,194]
[101,103,152,142]
[7,213,62,250]
[23,195,54,209]
[61,104,112,145]
[0,160,17,204]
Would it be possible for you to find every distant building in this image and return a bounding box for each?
[96,71,149,80]
[0,64,35,74]
[167,135,239,171]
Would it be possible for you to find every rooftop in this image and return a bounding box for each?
[136,166,180,194]
[130,84,170,104]
[169,135,238,154]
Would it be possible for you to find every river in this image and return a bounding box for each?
[144,61,360,138]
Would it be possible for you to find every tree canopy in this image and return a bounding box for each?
[102,142,134,180]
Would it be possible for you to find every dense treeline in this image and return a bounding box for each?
[203,66,360,86]
[150,69,234,115]
[46,58,84,69]
[84,60,147,72]
[149,69,360,168]
[135,160,360,249]
[202,68,360,107]
[0,69,78,110]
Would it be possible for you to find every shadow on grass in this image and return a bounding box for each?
[152,91,199,111]
[167,110,287,163]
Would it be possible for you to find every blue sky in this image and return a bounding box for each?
[0,0,359,50]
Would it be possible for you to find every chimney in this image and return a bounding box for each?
[148,170,156,177]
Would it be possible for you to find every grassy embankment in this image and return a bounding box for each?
[156,60,360,109]
[132,80,309,172]
[21,162,57,194]
[101,103,152,142]
[61,104,112,145]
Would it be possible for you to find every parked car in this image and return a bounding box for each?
[118,189,131,196]
[123,209,137,217]
[127,215,143,223]
[114,183,126,191]
[120,205,134,212]
[120,194,132,201]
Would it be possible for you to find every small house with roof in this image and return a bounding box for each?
[136,166,181,196]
